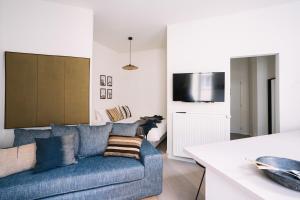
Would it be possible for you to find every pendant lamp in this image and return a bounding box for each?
[122,37,138,70]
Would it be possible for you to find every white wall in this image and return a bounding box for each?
[118,49,167,118]
[167,1,300,157]
[0,0,166,147]
[249,58,258,136]
[249,56,277,136]
[92,45,167,122]
[91,42,121,123]
[0,0,6,147]
[230,58,250,135]
[0,0,93,148]
[267,56,276,79]
[256,56,276,136]
[257,57,270,135]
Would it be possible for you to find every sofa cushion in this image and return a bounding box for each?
[0,156,145,200]
[77,123,112,158]
[106,107,124,122]
[51,124,80,155]
[34,135,77,173]
[14,129,51,146]
[0,143,36,178]
[111,122,139,136]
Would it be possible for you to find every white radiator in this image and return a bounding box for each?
[173,112,230,158]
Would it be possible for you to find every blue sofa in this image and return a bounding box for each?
[0,140,163,200]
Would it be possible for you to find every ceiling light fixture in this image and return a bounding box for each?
[122,37,138,70]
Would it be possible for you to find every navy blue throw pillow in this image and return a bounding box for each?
[77,123,112,158]
[34,135,77,173]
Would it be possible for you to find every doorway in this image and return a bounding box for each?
[230,55,278,140]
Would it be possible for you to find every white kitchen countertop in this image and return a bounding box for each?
[185,131,300,200]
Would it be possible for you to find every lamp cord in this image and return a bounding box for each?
[129,39,131,65]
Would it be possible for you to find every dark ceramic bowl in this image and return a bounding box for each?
[256,156,300,191]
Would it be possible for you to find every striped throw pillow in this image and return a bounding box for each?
[104,135,144,159]
[106,107,123,122]
[125,106,132,117]
[120,105,132,118]
[118,106,126,119]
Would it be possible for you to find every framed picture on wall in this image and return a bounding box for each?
[107,89,112,99]
[100,75,106,86]
[107,76,112,86]
[100,88,106,99]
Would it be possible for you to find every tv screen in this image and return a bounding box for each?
[173,72,225,102]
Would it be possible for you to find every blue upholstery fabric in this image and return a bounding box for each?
[0,140,162,200]
[46,140,163,200]
[35,135,77,173]
[77,123,112,158]
[13,129,51,146]
[111,122,139,136]
[0,156,145,200]
[51,125,80,155]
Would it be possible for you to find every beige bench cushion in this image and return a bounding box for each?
[0,143,36,178]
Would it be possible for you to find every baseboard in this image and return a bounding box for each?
[231,132,251,136]
[230,130,241,134]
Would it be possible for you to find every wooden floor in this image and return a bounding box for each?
[143,139,205,200]
[145,134,258,200]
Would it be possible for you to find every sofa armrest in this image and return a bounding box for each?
[140,140,163,175]
[140,139,163,186]
[140,140,161,163]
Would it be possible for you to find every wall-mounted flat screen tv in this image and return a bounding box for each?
[173,72,225,102]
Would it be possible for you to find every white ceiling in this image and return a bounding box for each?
[46,0,298,52]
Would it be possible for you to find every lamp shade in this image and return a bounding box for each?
[122,64,138,70]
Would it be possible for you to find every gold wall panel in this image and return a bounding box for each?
[5,52,90,128]
[37,55,65,126]
[65,57,90,124]
[5,52,38,129]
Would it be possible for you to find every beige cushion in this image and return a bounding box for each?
[0,143,36,178]
[106,107,124,122]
